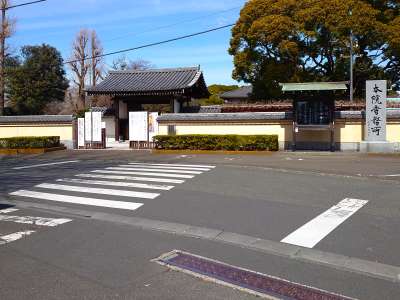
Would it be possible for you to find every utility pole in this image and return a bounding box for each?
[91,32,96,88]
[349,8,354,103]
[0,0,46,116]
[0,5,6,116]
[350,29,354,102]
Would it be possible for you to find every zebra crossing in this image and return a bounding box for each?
[0,207,72,246]
[9,162,216,212]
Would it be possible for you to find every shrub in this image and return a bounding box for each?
[154,135,279,151]
[0,136,60,149]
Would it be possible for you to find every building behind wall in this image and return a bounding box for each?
[86,66,210,142]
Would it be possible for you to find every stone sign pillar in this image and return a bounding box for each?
[366,80,387,141]
[361,80,396,153]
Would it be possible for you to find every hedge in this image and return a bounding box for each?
[154,135,279,151]
[0,136,60,149]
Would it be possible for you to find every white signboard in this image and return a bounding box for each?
[129,111,148,141]
[78,118,85,147]
[84,112,92,142]
[148,112,159,141]
[92,112,102,142]
[366,80,387,141]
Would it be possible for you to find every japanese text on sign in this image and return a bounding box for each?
[366,80,387,142]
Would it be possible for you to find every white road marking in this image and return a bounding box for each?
[281,198,369,248]
[35,183,160,199]
[13,160,80,170]
[56,178,174,191]
[109,167,203,175]
[76,173,185,184]
[380,174,400,177]
[0,208,19,214]
[129,163,216,168]
[123,164,210,171]
[0,231,35,245]
[0,215,72,227]
[92,170,194,179]
[10,190,144,211]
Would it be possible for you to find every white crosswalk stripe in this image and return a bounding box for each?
[129,162,216,168]
[75,173,185,184]
[35,183,160,199]
[122,164,211,171]
[109,167,203,175]
[10,190,144,211]
[93,170,195,179]
[9,162,215,213]
[56,178,174,191]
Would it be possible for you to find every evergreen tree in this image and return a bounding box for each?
[8,44,68,115]
[229,0,400,99]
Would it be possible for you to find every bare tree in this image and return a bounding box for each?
[90,30,104,87]
[129,59,153,71]
[111,55,129,71]
[111,55,154,71]
[69,29,90,110]
[0,0,15,116]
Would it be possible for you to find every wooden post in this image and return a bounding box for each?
[292,121,297,152]
[114,98,120,142]
[292,99,297,151]
[72,118,78,149]
[330,121,335,152]
[330,100,335,152]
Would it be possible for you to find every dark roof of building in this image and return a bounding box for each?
[0,115,74,124]
[220,86,253,100]
[280,82,348,92]
[181,105,222,113]
[158,112,291,122]
[90,107,115,117]
[158,109,400,122]
[87,67,210,98]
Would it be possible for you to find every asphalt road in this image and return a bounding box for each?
[1,150,400,299]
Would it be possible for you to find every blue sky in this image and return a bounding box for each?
[8,0,247,86]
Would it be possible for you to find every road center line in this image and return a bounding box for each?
[9,190,144,211]
[76,173,185,184]
[281,198,369,248]
[0,231,36,245]
[92,170,194,179]
[0,215,72,227]
[35,183,160,199]
[56,178,174,191]
[13,160,80,170]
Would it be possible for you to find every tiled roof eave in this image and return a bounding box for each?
[86,67,209,98]
[87,89,186,97]
[0,115,74,124]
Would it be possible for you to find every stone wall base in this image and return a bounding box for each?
[281,141,399,152]
[360,141,398,153]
